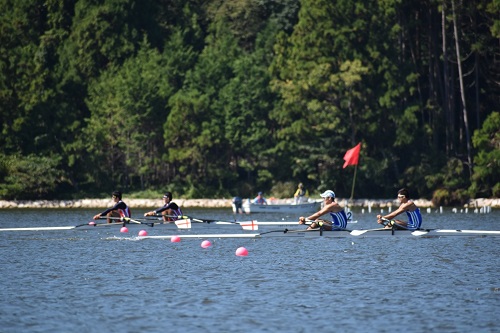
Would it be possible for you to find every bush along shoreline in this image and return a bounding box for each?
[0,198,498,209]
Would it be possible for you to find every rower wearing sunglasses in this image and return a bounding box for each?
[93,191,131,223]
[144,192,183,222]
[377,188,422,230]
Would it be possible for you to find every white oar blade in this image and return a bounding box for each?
[350,230,368,236]
[175,219,192,229]
[240,220,258,231]
[350,228,386,236]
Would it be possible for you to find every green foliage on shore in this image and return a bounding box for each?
[0,154,64,200]
[0,0,499,203]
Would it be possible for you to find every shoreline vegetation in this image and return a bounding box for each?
[2,2,499,211]
[0,198,498,209]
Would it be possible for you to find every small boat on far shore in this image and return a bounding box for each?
[233,199,322,214]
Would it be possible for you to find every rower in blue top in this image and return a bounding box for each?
[377,188,422,230]
[298,190,348,230]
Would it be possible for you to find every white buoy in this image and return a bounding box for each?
[427,207,431,214]
[361,208,365,214]
[440,206,443,213]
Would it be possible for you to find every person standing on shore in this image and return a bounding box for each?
[298,190,348,230]
[377,188,422,230]
[144,192,183,222]
[93,191,131,223]
[232,196,244,214]
[293,183,309,204]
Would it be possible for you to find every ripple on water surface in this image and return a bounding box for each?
[0,209,499,332]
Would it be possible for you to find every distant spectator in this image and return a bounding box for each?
[233,196,243,214]
[294,183,309,204]
[253,192,267,205]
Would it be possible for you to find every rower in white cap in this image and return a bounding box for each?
[298,190,349,230]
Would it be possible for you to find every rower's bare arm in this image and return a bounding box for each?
[307,203,336,220]
[383,205,407,220]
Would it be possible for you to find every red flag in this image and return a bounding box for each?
[343,143,361,168]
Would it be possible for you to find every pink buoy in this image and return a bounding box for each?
[235,247,248,257]
[201,240,211,248]
[138,230,148,236]
[171,235,181,243]
[120,226,129,233]
[88,221,96,226]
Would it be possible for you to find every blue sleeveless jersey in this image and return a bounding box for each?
[405,208,422,230]
[329,210,348,229]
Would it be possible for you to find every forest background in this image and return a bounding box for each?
[0,0,499,206]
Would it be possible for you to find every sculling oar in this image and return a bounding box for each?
[131,215,190,229]
[140,215,193,229]
[379,217,411,229]
[411,229,432,236]
[0,221,119,232]
[259,228,318,235]
[411,229,500,236]
[173,217,251,230]
[160,215,258,230]
[300,219,352,232]
[189,217,258,230]
[120,217,155,227]
[349,228,388,236]
[350,218,408,236]
[103,216,155,227]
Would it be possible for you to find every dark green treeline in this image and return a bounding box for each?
[0,0,499,205]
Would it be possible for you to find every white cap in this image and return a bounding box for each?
[320,190,335,198]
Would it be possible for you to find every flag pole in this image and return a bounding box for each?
[349,163,358,202]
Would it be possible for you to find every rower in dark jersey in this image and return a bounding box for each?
[93,191,131,223]
[144,192,183,222]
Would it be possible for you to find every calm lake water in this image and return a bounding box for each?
[0,208,499,333]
